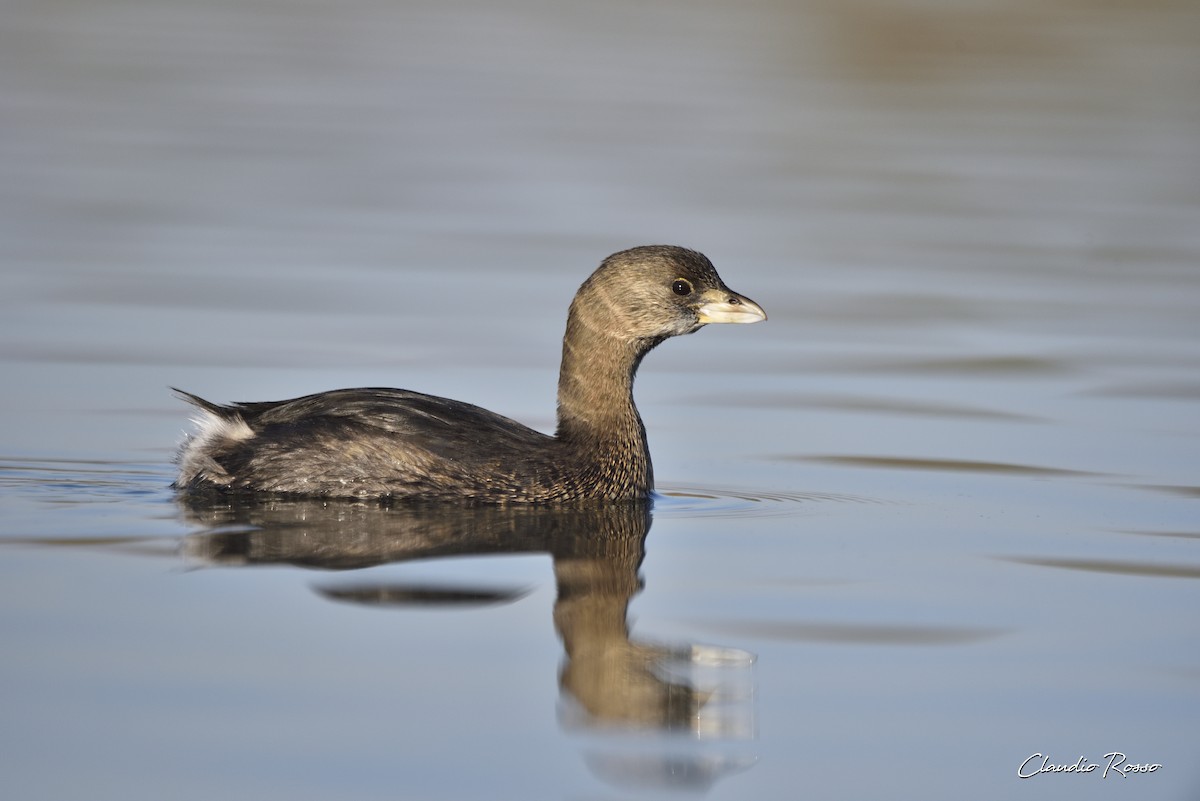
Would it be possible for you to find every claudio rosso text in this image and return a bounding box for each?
[1018,752,1161,779]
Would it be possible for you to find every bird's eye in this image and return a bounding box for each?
[672,279,692,296]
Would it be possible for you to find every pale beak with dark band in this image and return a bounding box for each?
[696,288,768,325]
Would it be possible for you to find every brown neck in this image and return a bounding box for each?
[554,301,659,494]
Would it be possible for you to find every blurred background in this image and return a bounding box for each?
[3,0,1196,432]
[1,1,1198,800]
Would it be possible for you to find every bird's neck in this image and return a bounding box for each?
[555,305,659,474]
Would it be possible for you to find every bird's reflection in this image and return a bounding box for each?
[178,494,756,791]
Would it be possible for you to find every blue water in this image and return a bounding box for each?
[2,1,1198,799]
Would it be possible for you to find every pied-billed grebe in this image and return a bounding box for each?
[174,245,765,502]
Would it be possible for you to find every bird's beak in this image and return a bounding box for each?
[696,288,767,324]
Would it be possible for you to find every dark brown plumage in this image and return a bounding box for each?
[174,245,765,502]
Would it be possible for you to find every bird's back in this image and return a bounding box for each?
[175,388,566,500]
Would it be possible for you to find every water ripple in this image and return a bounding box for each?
[784,454,1101,477]
[0,456,172,504]
[1000,556,1200,580]
[653,485,884,519]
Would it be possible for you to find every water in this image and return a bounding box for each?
[2,1,1198,799]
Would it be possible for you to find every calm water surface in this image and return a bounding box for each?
[2,1,1198,800]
